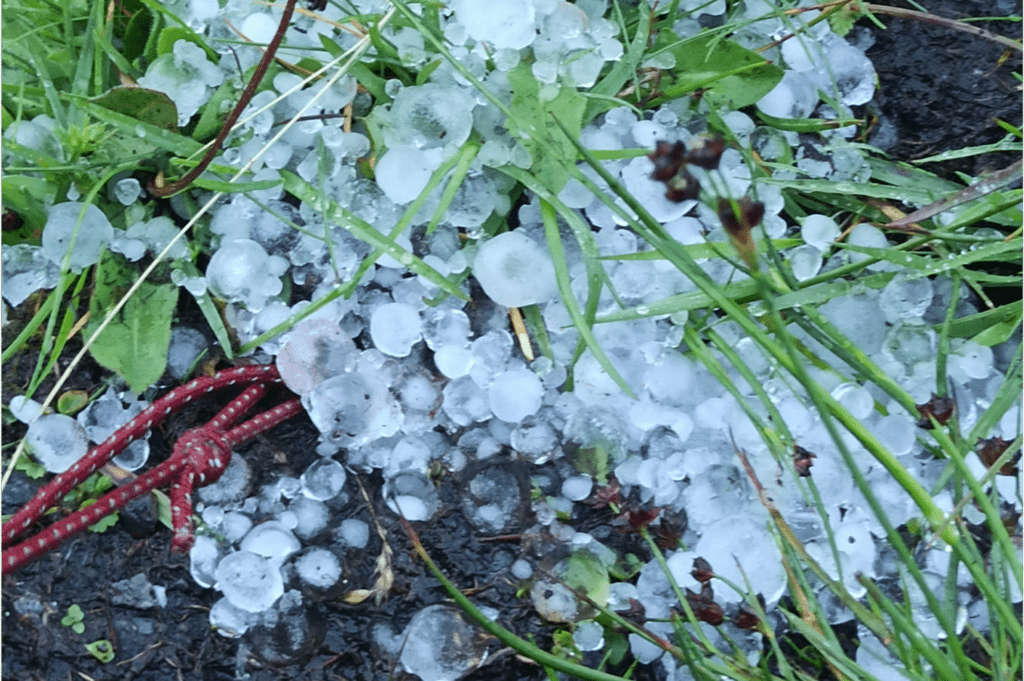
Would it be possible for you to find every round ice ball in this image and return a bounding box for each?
[376,145,436,204]
[879,275,932,324]
[472,231,557,307]
[489,368,544,423]
[801,214,839,251]
[205,239,283,309]
[847,223,890,269]
[370,303,422,358]
[42,202,114,271]
[215,550,284,612]
[294,548,342,589]
[277,318,359,396]
[450,0,537,50]
[389,83,476,150]
[240,13,277,44]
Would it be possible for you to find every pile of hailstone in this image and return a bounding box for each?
[4,1,1020,679]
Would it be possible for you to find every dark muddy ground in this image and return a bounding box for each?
[3,2,1021,680]
[865,0,1022,178]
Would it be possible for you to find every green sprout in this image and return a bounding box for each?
[60,604,85,634]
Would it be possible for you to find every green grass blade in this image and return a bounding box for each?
[539,198,636,399]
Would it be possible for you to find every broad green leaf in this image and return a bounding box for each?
[505,61,586,193]
[66,95,203,158]
[90,86,179,131]
[156,26,216,62]
[122,4,156,64]
[658,33,783,110]
[2,175,55,237]
[564,549,610,608]
[86,252,177,392]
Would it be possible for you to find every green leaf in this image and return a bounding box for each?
[954,305,1024,347]
[658,33,783,110]
[89,86,179,132]
[570,445,609,486]
[837,238,1022,277]
[415,59,442,86]
[175,261,234,358]
[564,549,610,608]
[763,176,955,204]
[827,3,865,36]
[192,76,240,140]
[123,5,156,64]
[85,252,177,392]
[57,390,90,415]
[156,26,216,62]
[62,604,83,625]
[66,95,203,158]
[2,175,54,237]
[87,510,119,533]
[84,639,115,664]
[193,62,281,141]
[15,455,47,480]
[505,61,586,193]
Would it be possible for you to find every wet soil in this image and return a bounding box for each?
[865,0,1022,178]
[2,357,659,681]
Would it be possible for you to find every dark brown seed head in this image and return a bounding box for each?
[977,437,1021,476]
[665,169,701,202]
[683,135,725,170]
[686,583,724,625]
[793,445,816,477]
[915,393,955,429]
[732,593,766,630]
[691,556,714,583]
[648,140,687,181]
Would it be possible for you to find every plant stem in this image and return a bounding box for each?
[148,0,299,197]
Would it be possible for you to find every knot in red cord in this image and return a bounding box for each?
[174,426,233,488]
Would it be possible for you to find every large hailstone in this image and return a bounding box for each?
[450,0,537,50]
[472,231,557,307]
[41,202,114,271]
